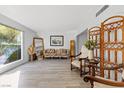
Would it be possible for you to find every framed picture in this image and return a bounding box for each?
[50,35,64,46]
[33,37,44,59]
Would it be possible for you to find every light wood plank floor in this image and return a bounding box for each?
[0,59,90,88]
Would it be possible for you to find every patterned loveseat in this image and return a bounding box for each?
[44,49,69,59]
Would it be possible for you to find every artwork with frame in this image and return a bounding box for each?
[33,37,44,59]
[50,35,64,46]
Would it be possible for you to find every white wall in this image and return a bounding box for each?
[75,5,124,40]
[37,30,76,49]
[0,13,37,74]
[95,6,124,26]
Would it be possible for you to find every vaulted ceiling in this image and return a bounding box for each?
[0,5,102,33]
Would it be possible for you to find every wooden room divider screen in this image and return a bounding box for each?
[89,26,101,58]
[84,16,124,87]
[100,16,124,81]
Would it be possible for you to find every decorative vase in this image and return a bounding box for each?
[88,50,94,59]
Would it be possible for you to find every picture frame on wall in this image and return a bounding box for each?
[50,35,64,46]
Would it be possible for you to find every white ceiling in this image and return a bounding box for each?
[0,5,102,33]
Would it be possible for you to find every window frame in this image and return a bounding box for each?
[0,23,23,65]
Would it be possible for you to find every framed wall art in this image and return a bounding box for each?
[50,35,64,46]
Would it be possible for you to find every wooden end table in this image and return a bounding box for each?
[87,59,99,76]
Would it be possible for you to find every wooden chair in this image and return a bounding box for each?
[70,45,88,77]
[84,63,124,88]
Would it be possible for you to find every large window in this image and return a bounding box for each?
[0,24,22,65]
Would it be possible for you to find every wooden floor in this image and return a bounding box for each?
[0,59,90,88]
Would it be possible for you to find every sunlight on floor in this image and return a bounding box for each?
[0,71,20,88]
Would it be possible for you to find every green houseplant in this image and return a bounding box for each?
[84,40,97,59]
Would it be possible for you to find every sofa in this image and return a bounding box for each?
[44,48,69,59]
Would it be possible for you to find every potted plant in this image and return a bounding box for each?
[84,40,97,59]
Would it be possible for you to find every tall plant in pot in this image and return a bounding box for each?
[84,40,97,59]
